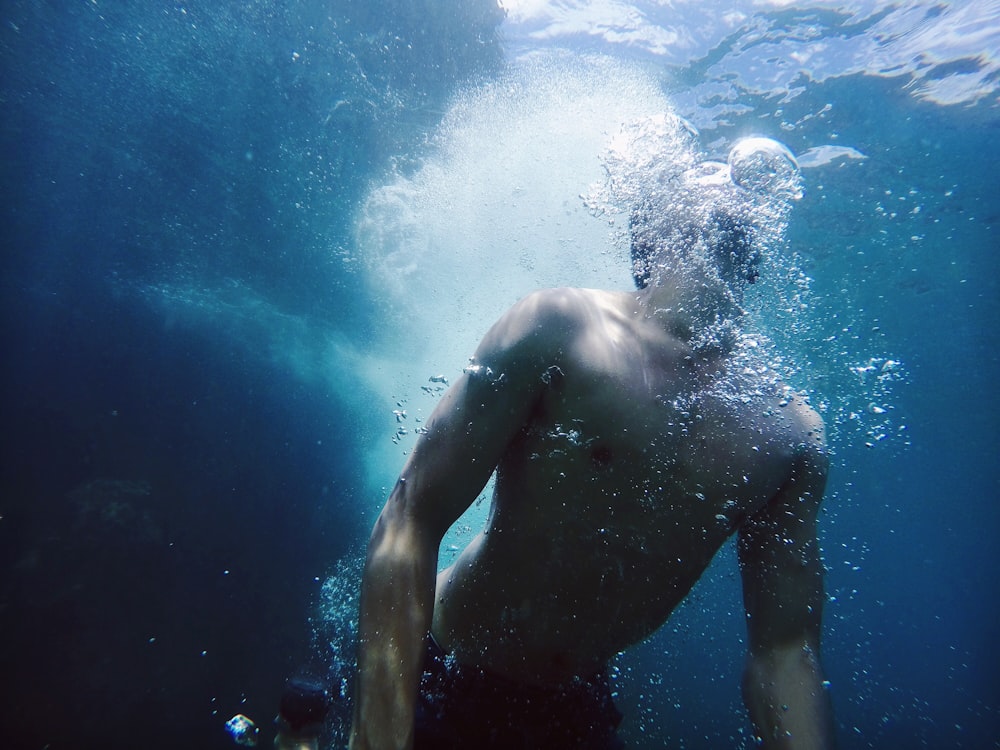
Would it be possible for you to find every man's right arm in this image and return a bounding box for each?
[738,416,835,749]
[348,290,578,750]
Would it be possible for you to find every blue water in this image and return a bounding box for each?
[1,1,997,748]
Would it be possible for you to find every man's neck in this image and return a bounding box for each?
[634,269,745,356]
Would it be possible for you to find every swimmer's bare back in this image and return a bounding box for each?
[351,285,833,749]
[431,287,825,683]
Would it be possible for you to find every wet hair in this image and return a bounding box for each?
[625,137,799,290]
[629,198,658,289]
[629,194,759,289]
[707,207,759,284]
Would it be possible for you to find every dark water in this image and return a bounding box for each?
[1,1,997,748]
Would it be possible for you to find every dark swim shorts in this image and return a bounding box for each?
[413,635,625,749]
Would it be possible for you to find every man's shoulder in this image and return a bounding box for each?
[475,287,632,375]
[493,287,629,342]
[512,286,628,319]
[776,391,829,474]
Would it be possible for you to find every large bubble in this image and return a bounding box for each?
[728,137,803,201]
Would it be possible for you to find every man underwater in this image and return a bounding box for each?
[349,134,836,750]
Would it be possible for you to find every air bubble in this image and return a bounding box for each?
[728,137,803,200]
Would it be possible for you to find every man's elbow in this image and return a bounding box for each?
[364,499,440,579]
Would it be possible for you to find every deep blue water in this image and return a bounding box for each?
[1,1,997,748]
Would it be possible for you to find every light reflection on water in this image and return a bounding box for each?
[500,0,1000,109]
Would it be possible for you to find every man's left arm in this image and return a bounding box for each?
[738,438,836,750]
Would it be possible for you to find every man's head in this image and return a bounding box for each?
[629,137,800,292]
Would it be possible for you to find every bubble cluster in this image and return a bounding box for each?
[311,554,365,743]
[844,357,908,449]
[586,116,803,301]
[586,113,912,460]
[585,113,700,214]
